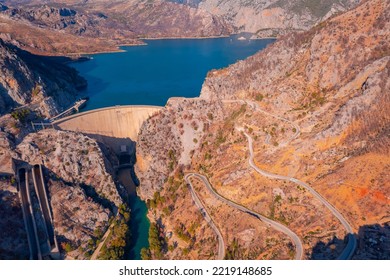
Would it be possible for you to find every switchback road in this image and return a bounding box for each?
[185,173,303,260]
[185,174,226,260]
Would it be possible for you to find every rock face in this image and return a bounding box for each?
[198,0,360,37]
[137,98,224,198]
[17,130,122,207]
[0,39,86,117]
[15,129,124,259]
[100,0,232,38]
[0,132,29,260]
[137,0,389,259]
[0,179,29,260]
[169,0,361,37]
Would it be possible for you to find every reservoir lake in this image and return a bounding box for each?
[70,37,275,259]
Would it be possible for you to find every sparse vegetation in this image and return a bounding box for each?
[224,238,242,260]
[10,109,30,123]
[98,204,131,260]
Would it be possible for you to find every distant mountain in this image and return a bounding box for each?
[198,0,361,37]
[1,0,361,41]
[0,1,232,54]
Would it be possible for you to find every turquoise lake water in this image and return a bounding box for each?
[70,37,275,259]
[71,37,275,110]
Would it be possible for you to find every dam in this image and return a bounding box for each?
[52,104,162,259]
[52,105,162,153]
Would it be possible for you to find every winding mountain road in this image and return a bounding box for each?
[185,174,225,260]
[241,131,356,259]
[232,98,356,259]
[191,98,356,259]
[185,173,303,260]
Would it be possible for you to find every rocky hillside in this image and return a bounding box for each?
[0,131,29,259]
[0,3,142,55]
[0,0,362,54]
[0,125,129,259]
[1,4,138,40]
[0,39,86,117]
[137,0,389,259]
[92,0,232,39]
[198,0,360,37]
[0,1,232,55]
[11,129,125,259]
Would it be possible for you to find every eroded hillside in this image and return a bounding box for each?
[137,0,389,260]
[0,39,86,117]
[0,128,129,259]
[0,1,232,55]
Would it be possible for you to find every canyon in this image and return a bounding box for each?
[0,0,388,260]
[136,0,389,259]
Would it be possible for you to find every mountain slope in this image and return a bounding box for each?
[0,39,86,116]
[0,1,232,55]
[0,3,142,55]
[136,0,389,259]
[198,0,360,37]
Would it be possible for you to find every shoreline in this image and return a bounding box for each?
[66,34,278,58]
[139,34,230,40]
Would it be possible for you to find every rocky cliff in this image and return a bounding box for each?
[198,0,360,37]
[0,0,362,55]
[0,39,86,117]
[137,0,389,259]
[94,0,232,38]
[0,126,128,259]
[14,129,124,259]
[0,131,29,259]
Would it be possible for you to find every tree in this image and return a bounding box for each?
[140,248,152,260]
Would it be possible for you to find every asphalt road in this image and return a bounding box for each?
[91,223,114,260]
[186,173,303,260]
[223,98,355,259]
[185,174,226,260]
[242,131,356,260]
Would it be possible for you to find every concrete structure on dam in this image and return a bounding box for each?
[53,105,162,154]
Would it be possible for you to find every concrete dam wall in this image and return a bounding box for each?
[53,105,162,153]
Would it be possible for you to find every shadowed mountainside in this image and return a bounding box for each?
[0,39,86,117]
[310,223,389,259]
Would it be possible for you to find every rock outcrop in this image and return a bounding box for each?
[15,129,124,259]
[0,132,28,260]
[199,0,360,37]
[0,0,362,54]
[170,0,360,37]
[0,39,86,117]
[16,130,122,207]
